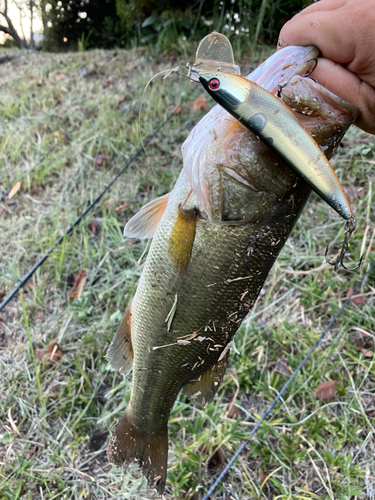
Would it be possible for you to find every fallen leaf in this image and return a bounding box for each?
[68,270,87,300]
[8,181,21,199]
[275,358,292,377]
[0,290,5,300]
[23,447,37,457]
[95,154,108,166]
[314,380,337,402]
[59,108,67,117]
[46,337,63,363]
[88,220,102,237]
[55,71,64,80]
[207,448,223,470]
[347,287,365,305]
[115,203,128,211]
[193,96,207,112]
[356,346,373,358]
[118,94,125,103]
[199,444,224,470]
[227,396,241,418]
[173,105,182,114]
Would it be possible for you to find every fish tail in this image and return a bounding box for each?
[107,408,168,493]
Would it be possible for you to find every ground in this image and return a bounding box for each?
[0,45,374,500]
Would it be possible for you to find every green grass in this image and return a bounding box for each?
[1,45,375,500]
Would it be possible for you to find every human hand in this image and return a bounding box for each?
[278,0,375,134]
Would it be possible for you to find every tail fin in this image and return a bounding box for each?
[107,408,168,494]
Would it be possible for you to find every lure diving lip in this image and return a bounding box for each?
[198,70,353,222]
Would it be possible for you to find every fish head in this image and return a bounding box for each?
[198,71,249,109]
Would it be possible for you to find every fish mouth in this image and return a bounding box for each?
[250,46,320,93]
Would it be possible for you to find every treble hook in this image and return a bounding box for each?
[325,216,363,271]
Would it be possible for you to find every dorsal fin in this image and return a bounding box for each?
[182,351,230,407]
[106,305,133,375]
[124,193,170,239]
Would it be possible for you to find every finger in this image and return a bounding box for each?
[312,58,375,134]
[291,0,346,13]
[278,5,356,64]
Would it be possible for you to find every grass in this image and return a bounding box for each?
[0,43,375,500]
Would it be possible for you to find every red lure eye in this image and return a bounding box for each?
[208,78,220,91]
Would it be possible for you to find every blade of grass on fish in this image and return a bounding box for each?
[165,293,178,332]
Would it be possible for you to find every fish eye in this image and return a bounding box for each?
[208,78,220,91]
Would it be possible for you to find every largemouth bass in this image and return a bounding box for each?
[107,46,358,494]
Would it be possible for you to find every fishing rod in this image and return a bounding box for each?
[201,258,375,499]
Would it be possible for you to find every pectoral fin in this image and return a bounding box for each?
[106,305,133,375]
[168,206,198,275]
[124,193,170,239]
[182,352,229,407]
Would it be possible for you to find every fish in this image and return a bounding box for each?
[198,70,354,222]
[106,45,359,494]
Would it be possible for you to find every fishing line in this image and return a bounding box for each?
[0,112,176,313]
[139,67,182,158]
[202,259,375,500]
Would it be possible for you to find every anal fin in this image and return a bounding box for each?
[124,193,170,239]
[106,305,133,375]
[182,351,229,407]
